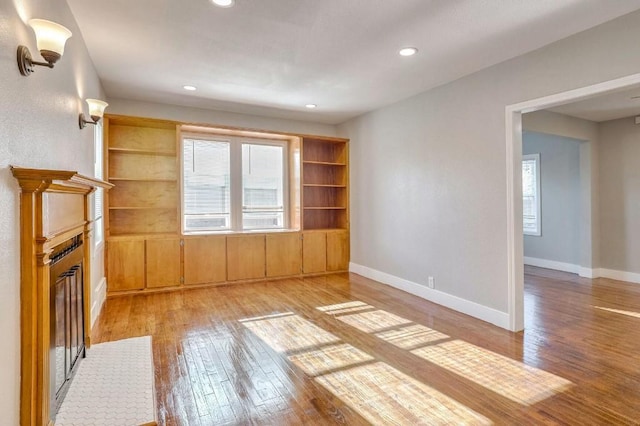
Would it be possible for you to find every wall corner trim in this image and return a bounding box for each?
[91,277,107,327]
[579,267,600,279]
[349,262,510,330]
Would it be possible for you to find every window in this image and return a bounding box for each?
[93,123,104,246]
[183,139,231,231]
[182,134,288,233]
[242,143,285,229]
[522,153,541,236]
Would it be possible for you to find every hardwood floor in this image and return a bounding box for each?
[92,267,640,425]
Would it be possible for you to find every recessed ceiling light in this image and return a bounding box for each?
[399,47,418,57]
[211,0,234,7]
[183,85,197,91]
[305,104,317,109]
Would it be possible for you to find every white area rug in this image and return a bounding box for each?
[55,336,156,426]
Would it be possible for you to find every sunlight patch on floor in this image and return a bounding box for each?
[316,300,573,406]
[288,343,374,376]
[240,313,340,353]
[412,340,572,405]
[333,309,413,333]
[593,306,640,319]
[316,362,491,425]
[316,300,373,315]
[375,324,450,350]
[241,313,490,424]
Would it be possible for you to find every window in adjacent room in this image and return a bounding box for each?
[522,153,541,236]
[182,134,288,233]
[93,122,104,247]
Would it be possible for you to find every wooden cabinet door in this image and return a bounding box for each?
[266,233,301,277]
[146,238,181,288]
[227,235,265,281]
[327,231,349,271]
[184,236,226,285]
[107,240,145,291]
[302,232,326,274]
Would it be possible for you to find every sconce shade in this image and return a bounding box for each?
[79,99,108,129]
[17,19,72,76]
[86,99,109,121]
[28,19,72,63]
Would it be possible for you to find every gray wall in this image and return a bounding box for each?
[522,111,600,270]
[0,0,105,423]
[522,132,581,265]
[338,10,640,314]
[599,116,640,274]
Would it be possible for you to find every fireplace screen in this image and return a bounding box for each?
[49,235,85,414]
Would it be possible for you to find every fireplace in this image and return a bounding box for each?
[12,167,112,426]
[49,234,85,414]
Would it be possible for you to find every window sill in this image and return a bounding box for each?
[182,228,300,236]
[523,232,542,237]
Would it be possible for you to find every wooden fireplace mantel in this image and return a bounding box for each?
[11,166,112,426]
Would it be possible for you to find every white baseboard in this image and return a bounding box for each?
[349,262,510,329]
[524,259,640,284]
[579,267,599,279]
[523,256,580,274]
[91,277,107,327]
[599,268,640,284]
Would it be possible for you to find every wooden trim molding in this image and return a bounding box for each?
[11,166,112,426]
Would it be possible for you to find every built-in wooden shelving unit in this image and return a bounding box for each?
[104,115,350,296]
[302,137,349,230]
[105,116,179,238]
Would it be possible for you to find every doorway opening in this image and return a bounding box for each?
[505,72,640,331]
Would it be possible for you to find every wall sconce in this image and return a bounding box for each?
[17,19,72,76]
[79,99,109,129]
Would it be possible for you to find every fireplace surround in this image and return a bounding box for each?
[49,234,85,414]
[12,167,111,426]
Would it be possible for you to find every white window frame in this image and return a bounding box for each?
[181,133,289,234]
[240,138,290,231]
[522,153,541,236]
[93,122,105,248]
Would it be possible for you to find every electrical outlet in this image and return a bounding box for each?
[428,276,435,289]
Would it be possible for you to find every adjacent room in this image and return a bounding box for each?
[3,1,640,425]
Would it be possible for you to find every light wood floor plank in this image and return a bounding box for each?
[92,266,640,424]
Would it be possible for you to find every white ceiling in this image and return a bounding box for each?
[549,85,640,122]
[67,0,640,125]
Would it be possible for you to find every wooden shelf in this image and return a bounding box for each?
[109,147,176,156]
[302,228,348,232]
[108,232,178,240]
[109,208,178,235]
[304,207,346,210]
[109,178,177,182]
[302,160,346,166]
[109,206,176,210]
[303,207,348,230]
[303,184,346,188]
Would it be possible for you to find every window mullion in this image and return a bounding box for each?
[230,140,243,231]
[282,146,289,229]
